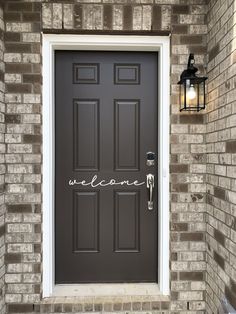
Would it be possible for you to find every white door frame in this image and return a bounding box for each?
[42,34,170,297]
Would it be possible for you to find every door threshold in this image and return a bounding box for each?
[52,283,160,297]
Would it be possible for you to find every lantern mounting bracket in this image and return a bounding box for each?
[180,53,198,80]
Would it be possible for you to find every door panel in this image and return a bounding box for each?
[115,100,140,170]
[55,51,158,283]
[73,191,99,252]
[73,100,99,171]
[114,191,140,252]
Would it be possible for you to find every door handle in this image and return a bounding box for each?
[147,174,155,210]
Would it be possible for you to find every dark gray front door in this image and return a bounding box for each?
[55,51,158,284]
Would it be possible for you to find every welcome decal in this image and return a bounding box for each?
[69,175,145,187]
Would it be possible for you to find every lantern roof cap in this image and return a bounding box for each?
[178,76,207,84]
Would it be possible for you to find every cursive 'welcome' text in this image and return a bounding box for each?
[68,175,145,187]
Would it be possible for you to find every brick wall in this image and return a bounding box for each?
[3,1,42,310]
[169,1,207,312]
[0,3,6,314]
[1,0,211,313]
[205,0,236,313]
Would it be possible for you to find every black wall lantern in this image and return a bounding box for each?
[178,53,207,112]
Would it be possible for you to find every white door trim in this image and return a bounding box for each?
[42,34,170,297]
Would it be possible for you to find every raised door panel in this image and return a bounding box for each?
[114,64,140,85]
[114,191,140,252]
[73,191,99,252]
[114,100,140,171]
[73,63,100,84]
[73,100,99,171]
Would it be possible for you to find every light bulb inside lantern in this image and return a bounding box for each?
[187,85,196,100]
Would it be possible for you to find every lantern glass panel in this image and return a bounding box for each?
[198,81,205,109]
[180,83,185,110]
[186,80,198,109]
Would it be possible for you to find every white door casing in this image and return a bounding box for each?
[42,34,170,297]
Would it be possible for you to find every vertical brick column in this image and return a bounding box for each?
[0,4,6,314]
[4,2,42,308]
[170,3,207,312]
[206,0,236,313]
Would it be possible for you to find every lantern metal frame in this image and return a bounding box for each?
[178,53,207,112]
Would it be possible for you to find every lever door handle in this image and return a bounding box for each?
[147,174,155,210]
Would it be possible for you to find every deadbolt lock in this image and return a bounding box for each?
[146,152,155,166]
